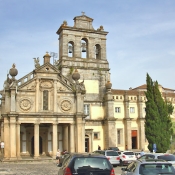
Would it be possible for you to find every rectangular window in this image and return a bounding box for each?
[130,107,135,113]
[94,132,100,139]
[84,104,90,119]
[43,90,48,110]
[115,107,121,113]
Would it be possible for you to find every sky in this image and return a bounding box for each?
[0,0,175,90]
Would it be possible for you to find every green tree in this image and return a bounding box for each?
[145,74,173,152]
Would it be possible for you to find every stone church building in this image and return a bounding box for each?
[0,13,175,160]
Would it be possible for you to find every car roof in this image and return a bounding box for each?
[137,159,171,164]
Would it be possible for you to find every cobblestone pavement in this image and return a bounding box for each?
[0,161,122,175]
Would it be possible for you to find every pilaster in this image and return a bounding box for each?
[16,122,21,159]
[9,114,18,159]
[3,115,10,159]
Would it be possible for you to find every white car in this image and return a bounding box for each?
[119,151,137,166]
[93,150,120,166]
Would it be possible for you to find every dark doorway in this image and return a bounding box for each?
[31,136,43,155]
[131,130,137,149]
[85,135,89,152]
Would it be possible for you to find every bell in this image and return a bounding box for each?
[82,43,86,52]
[68,45,72,53]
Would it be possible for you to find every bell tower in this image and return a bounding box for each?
[56,13,110,99]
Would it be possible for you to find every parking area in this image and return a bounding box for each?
[0,161,123,175]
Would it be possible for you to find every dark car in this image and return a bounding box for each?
[58,153,115,175]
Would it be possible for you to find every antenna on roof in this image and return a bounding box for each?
[50,52,58,65]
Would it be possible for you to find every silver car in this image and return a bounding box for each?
[121,159,175,175]
[138,153,175,167]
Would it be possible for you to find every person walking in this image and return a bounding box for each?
[140,149,145,156]
[98,145,101,150]
[56,149,61,166]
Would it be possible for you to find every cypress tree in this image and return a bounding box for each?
[145,74,173,152]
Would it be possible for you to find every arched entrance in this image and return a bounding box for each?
[31,136,43,155]
[85,135,89,152]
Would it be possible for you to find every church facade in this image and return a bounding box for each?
[0,13,175,160]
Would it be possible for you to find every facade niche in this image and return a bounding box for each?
[95,44,101,59]
[68,41,74,58]
[43,90,48,110]
[81,38,88,58]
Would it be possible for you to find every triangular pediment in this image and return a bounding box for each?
[34,62,60,73]
[17,63,74,92]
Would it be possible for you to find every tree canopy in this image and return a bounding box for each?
[145,73,173,153]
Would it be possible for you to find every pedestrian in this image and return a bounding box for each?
[98,145,101,150]
[56,149,61,166]
[140,149,145,156]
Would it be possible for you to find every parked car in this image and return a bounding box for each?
[93,150,120,166]
[138,153,175,167]
[121,159,175,175]
[58,153,115,175]
[108,147,119,151]
[119,150,137,166]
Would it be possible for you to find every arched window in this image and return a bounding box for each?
[68,41,74,57]
[81,38,88,58]
[95,44,101,59]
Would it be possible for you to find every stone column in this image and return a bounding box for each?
[34,123,39,159]
[63,125,68,151]
[124,119,132,150]
[139,119,145,150]
[70,123,75,153]
[3,115,10,159]
[53,80,57,112]
[10,115,17,159]
[52,123,58,157]
[16,122,21,159]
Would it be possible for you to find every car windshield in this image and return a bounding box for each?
[73,157,110,170]
[106,151,119,156]
[158,155,175,161]
[139,163,175,174]
[124,152,134,155]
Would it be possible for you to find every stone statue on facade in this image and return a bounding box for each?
[33,57,40,68]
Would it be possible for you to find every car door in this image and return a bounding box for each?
[121,161,137,175]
